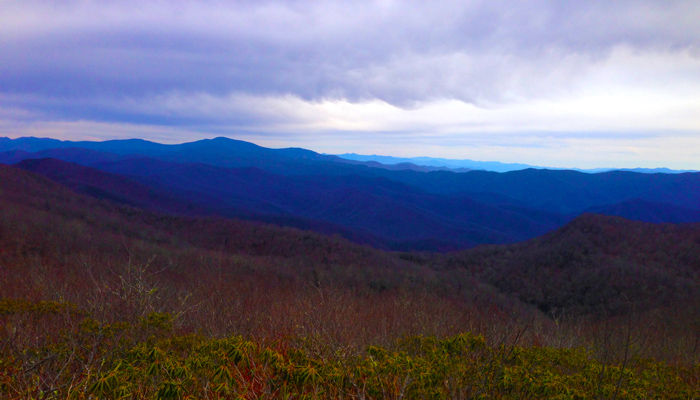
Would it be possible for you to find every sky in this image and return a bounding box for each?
[2,0,700,169]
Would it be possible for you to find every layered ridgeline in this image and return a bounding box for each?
[2,163,700,398]
[2,136,699,251]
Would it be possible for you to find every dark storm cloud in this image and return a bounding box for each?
[2,0,698,112]
[2,0,700,170]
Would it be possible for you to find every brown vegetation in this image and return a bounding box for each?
[2,164,700,397]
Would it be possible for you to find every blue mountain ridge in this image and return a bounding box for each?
[2,136,700,251]
[334,152,698,174]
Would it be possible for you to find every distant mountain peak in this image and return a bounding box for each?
[334,153,535,173]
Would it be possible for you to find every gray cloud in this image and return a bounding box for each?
[1,0,700,169]
[2,0,699,109]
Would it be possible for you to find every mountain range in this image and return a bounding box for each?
[335,152,699,174]
[2,160,700,318]
[2,136,700,251]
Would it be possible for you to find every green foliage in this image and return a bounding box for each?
[142,312,173,332]
[0,298,80,315]
[2,302,699,398]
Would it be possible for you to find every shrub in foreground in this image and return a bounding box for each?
[2,299,699,399]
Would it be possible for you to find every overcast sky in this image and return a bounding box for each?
[2,0,699,168]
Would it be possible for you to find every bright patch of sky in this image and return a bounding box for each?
[1,0,699,168]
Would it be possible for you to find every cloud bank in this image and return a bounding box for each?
[1,0,699,168]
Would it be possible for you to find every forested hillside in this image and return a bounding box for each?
[2,163,700,398]
[3,137,700,252]
[441,214,700,315]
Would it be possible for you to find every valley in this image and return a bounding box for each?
[2,138,700,397]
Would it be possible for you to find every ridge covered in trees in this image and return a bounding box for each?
[2,136,700,251]
[2,163,700,397]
